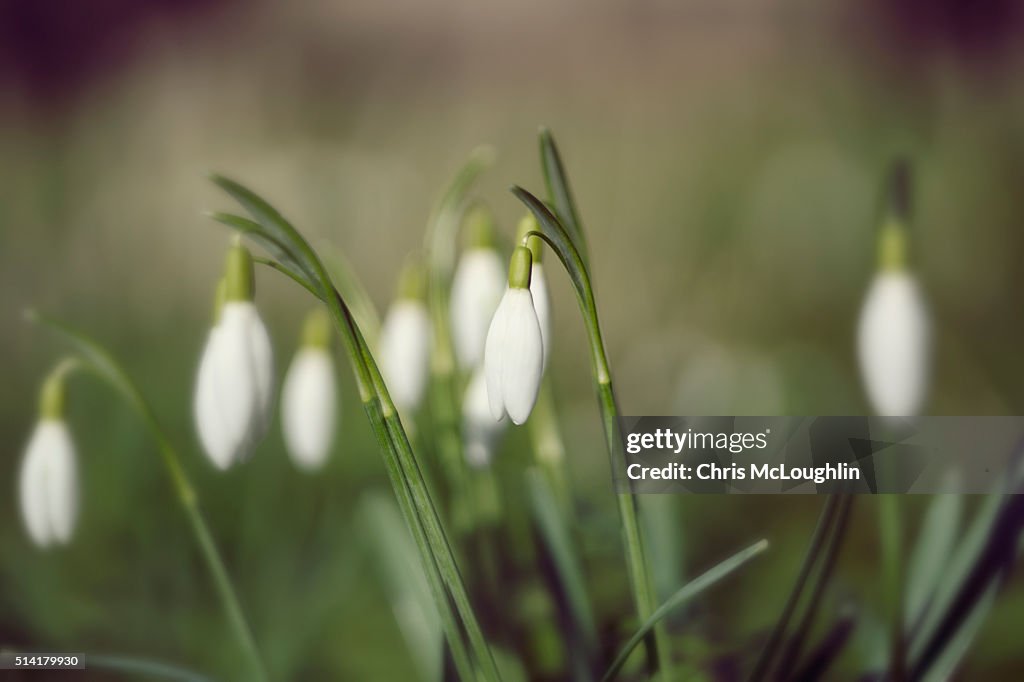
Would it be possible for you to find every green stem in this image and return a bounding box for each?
[748,495,841,682]
[509,190,670,677]
[325,287,501,681]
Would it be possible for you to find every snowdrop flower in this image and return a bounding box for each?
[194,242,275,470]
[485,246,544,425]
[463,368,505,468]
[380,261,432,412]
[19,365,78,548]
[282,308,337,471]
[450,205,505,369]
[857,216,931,416]
[518,215,552,368]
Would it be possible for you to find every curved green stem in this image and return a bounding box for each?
[29,313,266,682]
[511,191,671,678]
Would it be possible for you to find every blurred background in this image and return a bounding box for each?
[3,0,1024,679]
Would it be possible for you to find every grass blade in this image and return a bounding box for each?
[539,128,588,262]
[905,487,962,633]
[602,539,770,682]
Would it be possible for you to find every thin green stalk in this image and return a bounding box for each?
[603,539,770,682]
[511,189,671,678]
[324,285,479,682]
[30,313,266,682]
[775,494,854,678]
[748,495,842,682]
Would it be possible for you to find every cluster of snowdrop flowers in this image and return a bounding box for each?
[281,308,337,471]
[379,260,432,413]
[856,198,931,417]
[194,241,275,469]
[19,361,79,548]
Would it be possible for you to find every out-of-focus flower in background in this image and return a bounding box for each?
[194,242,275,469]
[451,204,505,370]
[281,308,337,471]
[379,259,432,412]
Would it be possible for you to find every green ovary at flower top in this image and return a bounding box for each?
[194,240,275,470]
[281,307,338,472]
[18,363,80,549]
[484,244,545,425]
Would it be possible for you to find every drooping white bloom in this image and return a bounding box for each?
[463,369,505,468]
[485,246,544,425]
[19,419,78,548]
[857,271,930,416]
[530,262,551,368]
[282,347,337,471]
[379,300,432,412]
[450,248,505,369]
[194,244,275,469]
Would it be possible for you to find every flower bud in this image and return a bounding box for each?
[380,261,432,412]
[282,309,337,471]
[451,205,505,369]
[484,246,544,425]
[194,243,275,469]
[857,196,931,416]
[462,368,505,468]
[19,369,78,548]
[857,270,930,416]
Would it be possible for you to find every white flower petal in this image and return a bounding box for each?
[195,302,275,469]
[857,271,930,416]
[484,294,509,422]
[530,263,552,368]
[380,301,432,411]
[499,289,544,425]
[451,249,505,369]
[282,348,337,470]
[19,420,78,548]
[194,327,235,470]
[248,308,275,440]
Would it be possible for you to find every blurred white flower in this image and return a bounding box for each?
[19,419,78,548]
[380,300,432,412]
[450,248,505,369]
[485,247,544,425]
[282,347,337,471]
[857,271,930,416]
[463,369,505,468]
[530,262,551,368]
[195,244,275,469]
